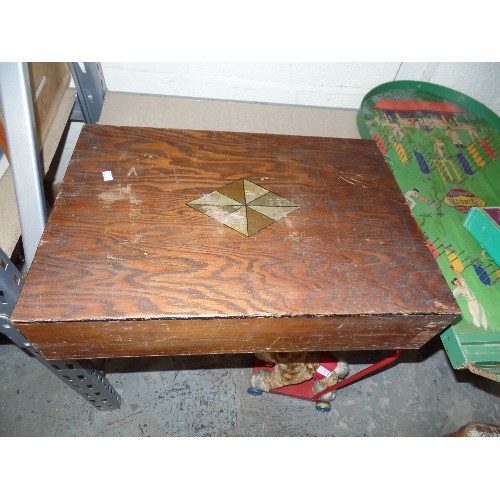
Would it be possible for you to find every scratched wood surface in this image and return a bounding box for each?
[12,125,459,359]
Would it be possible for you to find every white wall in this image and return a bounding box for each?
[101,62,500,115]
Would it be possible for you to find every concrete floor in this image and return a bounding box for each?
[1,335,500,437]
[1,93,499,436]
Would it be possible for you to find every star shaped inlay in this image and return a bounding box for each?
[187,178,298,236]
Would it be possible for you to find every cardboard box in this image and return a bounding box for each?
[28,62,71,150]
[0,63,71,161]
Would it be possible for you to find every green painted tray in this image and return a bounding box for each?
[357,80,500,381]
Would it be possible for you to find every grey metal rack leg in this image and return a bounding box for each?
[0,62,47,273]
[0,248,121,410]
[69,63,107,124]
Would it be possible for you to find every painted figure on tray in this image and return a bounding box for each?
[450,266,488,329]
[445,128,464,149]
[404,188,430,210]
[433,137,447,159]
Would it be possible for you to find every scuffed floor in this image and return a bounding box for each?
[1,336,499,437]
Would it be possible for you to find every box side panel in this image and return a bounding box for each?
[16,314,457,360]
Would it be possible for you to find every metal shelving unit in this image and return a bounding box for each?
[0,63,119,410]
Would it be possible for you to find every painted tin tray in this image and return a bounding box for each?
[357,80,500,380]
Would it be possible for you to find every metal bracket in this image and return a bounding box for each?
[0,248,121,410]
[0,249,24,316]
[69,63,106,124]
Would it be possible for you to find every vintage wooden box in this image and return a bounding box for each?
[11,125,459,360]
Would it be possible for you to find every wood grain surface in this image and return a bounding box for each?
[18,315,456,360]
[12,125,459,359]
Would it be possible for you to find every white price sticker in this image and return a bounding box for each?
[316,366,332,378]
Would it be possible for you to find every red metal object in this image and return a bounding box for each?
[312,349,402,401]
[252,350,402,402]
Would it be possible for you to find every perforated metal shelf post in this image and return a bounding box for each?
[0,248,121,410]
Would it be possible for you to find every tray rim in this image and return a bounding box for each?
[356,79,500,140]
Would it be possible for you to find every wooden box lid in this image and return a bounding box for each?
[12,125,459,359]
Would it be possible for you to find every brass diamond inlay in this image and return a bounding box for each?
[188,178,298,236]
